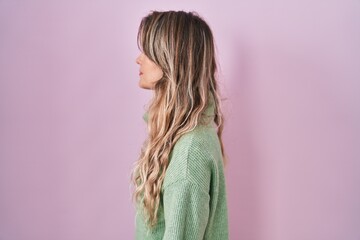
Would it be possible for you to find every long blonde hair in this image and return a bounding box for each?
[130,10,226,229]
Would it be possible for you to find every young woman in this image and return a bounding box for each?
[130,10,229,240]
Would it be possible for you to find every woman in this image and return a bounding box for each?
[130,10,229,240]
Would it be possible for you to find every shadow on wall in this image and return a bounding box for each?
[223,37,263,240]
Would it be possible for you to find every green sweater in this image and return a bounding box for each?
[135,98,229,240]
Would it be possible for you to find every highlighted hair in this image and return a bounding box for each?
[130,10,226,229]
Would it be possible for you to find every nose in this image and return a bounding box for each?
[136,54,142,65]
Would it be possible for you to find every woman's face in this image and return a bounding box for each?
[136,52,164,89]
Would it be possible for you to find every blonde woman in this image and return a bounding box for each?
[131,10,229,240]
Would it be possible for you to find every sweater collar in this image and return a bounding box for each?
[142,94,215,124]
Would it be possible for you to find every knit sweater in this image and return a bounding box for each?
[135,97,229,240]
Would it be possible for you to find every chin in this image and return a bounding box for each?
[139,81,151,90]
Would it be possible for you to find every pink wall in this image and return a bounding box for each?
[1,0,359,239]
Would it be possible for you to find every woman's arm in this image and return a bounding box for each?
[162,179,210,240]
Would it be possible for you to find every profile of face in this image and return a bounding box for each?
[136,52,164,89]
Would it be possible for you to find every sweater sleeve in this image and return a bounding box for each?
[162,179,210,240]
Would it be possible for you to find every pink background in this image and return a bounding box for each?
[1,0,359,239]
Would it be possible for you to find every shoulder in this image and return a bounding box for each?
[162,125,223,192]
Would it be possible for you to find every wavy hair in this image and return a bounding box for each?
[130,10,226,229]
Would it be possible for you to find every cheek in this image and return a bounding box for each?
[153,67,163,81]
[147,64,163,83]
